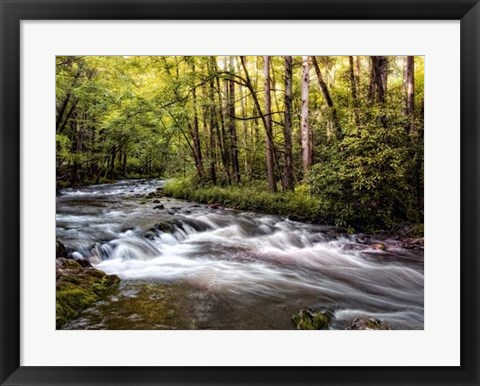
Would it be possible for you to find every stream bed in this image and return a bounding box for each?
[56,179,424,330]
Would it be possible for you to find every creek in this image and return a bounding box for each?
[56,179,424,330]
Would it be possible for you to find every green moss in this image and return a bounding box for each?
[56,258,120,329]
[291,308,331,330]
[56,286,96,327]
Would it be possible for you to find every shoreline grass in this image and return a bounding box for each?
[163,178,323,223]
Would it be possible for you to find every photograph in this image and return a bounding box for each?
[55,55,424,331]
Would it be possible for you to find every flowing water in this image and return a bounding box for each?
[56,179,424,330]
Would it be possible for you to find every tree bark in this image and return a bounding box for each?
[222,57,232,183]
[263,56,277,193]
[370,56,387,104]
[239,56,277,192]
[301,56,312,175]
[370,56,388,127]
[214,65,231,184]
[122,152,127,177]
[208,58,218,184]
[349,56,360,126]
[228,56,241,183]
[311,56,340,138]
[283,56,295,191]
[405,56,415,134]
[190,60,204,179]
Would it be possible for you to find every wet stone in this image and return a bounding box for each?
[292,308,332,330]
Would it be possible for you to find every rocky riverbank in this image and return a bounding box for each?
[291,308,391,330]
[56,241,120,329]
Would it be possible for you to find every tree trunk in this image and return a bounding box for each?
[349,56,360,126]
[109,145,116,180]
[301,56,312,175]
[370,56,388,127]
[405,56,415,134]
[348,56,357,101]
[239,56,277,190]
[228,56,241,183]
[311,56,340,138]
[214,66,231,184]
[191,61,204,179]
[263,56,277,193]
[208,58,218,184]
[370,56,388,104]
[222,57,232,183]
[122,152,127,177]
[283,56,295,191]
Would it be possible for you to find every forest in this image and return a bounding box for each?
[56,55,424,231]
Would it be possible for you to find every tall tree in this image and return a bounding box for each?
[228,56,241,183]
[263,56,277,192]
[283,56,295,191]
[301,56,312,175]
[369,56,388,104]
[207,57,218,184]
[405,56,415,134]
[239,56,278,192]
[348,56,360,126]
[311,56,340,138]
[369,56,388,127]
[190,59,204,179]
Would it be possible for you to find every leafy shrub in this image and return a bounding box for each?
[307,120,420,231]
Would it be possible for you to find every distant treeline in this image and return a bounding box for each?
[56,55,423,229]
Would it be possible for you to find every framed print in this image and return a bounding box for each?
[1,0,479,385]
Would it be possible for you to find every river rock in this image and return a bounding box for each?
[153,219,182,233]
[154,204,164,210]
[152,199,161,203]
[402,237,424,250]
[347,316,390,330]
[56,258,120,329]
[292,308,332,330]
[144,231,156,240]
[56,240,68,259]
[368,242,386,251]
[209,203,222,209]
[287,215,302,222]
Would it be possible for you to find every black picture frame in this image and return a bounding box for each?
[1,1,479,385]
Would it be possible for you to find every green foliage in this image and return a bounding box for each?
[164,178,321,222]
[307,118,420,231]
[56,55,424,231]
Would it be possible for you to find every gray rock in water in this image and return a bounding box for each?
[292,307,332,330]
[347,316,390,330]
[56,240,68,259]
[402,237,424,250]
[154,204,164,210]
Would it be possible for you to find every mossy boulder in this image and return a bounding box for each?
[347,316,390,330]
[292,308,332,330]
[56,258,120,328]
